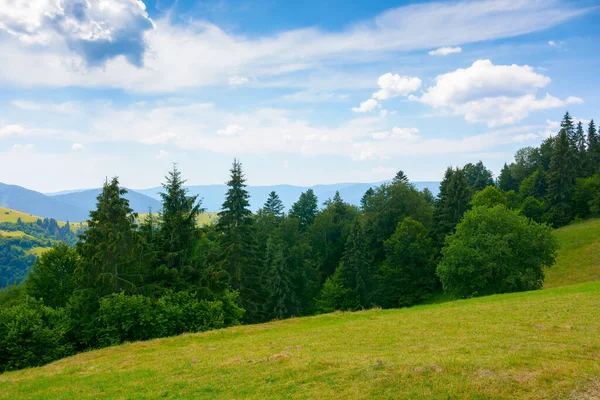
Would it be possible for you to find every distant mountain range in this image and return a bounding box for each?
[0,181,440,222]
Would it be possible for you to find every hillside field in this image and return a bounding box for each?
[1,218,599,399]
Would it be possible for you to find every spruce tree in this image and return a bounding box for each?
[588,120,599,174]
[573,121,587,177]
[498,163,518,192]
[216,159,264,322]
[561,111,575,138]
[263,235,297,320]
[547,129,575,226]
[433,167,472,245]
[76,177,145,297]
[334,219,372,309]
[289,189,318,231]
[463,161,494,192]
[263,191,285,217]
[155,165,203,289]
[377,218,437,308]
[360,187,375,210]
[392,170,409,185]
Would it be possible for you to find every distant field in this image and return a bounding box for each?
[0,208,41,224]
[1,282,599,399]
[544,218,600,288]
[0,230,34,239]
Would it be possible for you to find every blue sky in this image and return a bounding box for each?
[0,0,598,192]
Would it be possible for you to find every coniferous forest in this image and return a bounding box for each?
[0,111,598,372]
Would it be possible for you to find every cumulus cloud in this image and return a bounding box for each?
[0,0,589,92]
[71,143,84,151]
[0,0,154,66]
[429,46,462,56]
[414,59,583,126]
[352,99,379,113]
[0,124,26,137]
[371,127,420,141]
[217,124,244,136]
[373,73,422,100]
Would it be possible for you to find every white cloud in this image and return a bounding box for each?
[283,90,347,102]
[429,46,462,56]
[228,76,250,86]
[0,0,589,92]
[414,59,582,126]
[548,40,565,47]
[0,124,26,137]
[155,150,169,159]
[548,40,556,46]
[373,73,422,100]
[372,165,397,176]
[390,127,420,141]
[71,143,84,151]
[12,100,78,114]
[217,124,244,136]
[12,143,35,152]
[0,0,153,66]
[352,99,379,113]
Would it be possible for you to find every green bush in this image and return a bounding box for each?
[0,297,72,372]
[437,206,558,299]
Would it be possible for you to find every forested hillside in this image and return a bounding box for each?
[0,111,598,374]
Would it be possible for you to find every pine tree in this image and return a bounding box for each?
[263,191,285,217]
[289,189,318,231]
[263,235,297,320]
[393,170,409,185]
[216,159,264,322]
[588,120,599,174]
[360,187,375,210]
[334,219,372,310]
[561,111,575,138]
[463,161,494,192]
[76,177,145,297]
[433,167,472,245]
[377,218,437,308]
[155,165,203,289]
[547,129,575,226]
[498,163,518,192]
[573,121,587,177]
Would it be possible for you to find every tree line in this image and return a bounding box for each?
[1,110,594,372]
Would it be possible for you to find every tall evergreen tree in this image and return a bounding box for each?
[289,189,318,231]
[263,191,285,217]
[263,235,297,320]
[360,187,375,210]
[463,161,494,192]
[588,120,599,174]
[392,170,409,185]
[547,129,575,226]
[75,177,146,297]
[155,165,203,289]
[498,163,518,192]
[561,111,575,138]
[573,121,587,177]
[334,220,372,309]
[216,159,264,322]
[433,167,472,245]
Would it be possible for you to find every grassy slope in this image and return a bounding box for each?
[1,282,599,399]
[138,212,219,226]
[1,218,599,399]
[544,218,600,288]
[0,207,41,224]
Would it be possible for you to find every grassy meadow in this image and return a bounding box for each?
[1,218,599,399]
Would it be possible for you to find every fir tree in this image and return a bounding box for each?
[588,120,599,174]
[155,165,203,289]
[289,189,318,231]
[263,191,285,217]
[263,235,297,320]
[334,219,372,310]
[573,121,587,177]
[360,187,375,210]
[76,177,145,297]
[463,161,494,192]
[561,111,575,138]
[392,170,409,185]
[498,163,518,192]
[433,167,472,245]
[216,159,264,322]
[547,129,575,226]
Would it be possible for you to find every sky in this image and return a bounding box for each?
[0,0,599,193]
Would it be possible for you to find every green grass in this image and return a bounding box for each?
[544,218,600,288]
[1,283,599,399]
[0,208,41,224]
[138,212,219,226]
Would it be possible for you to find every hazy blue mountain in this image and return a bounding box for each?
[0,182,89,222]
[53,189,162,215]
[137,181,440,212]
